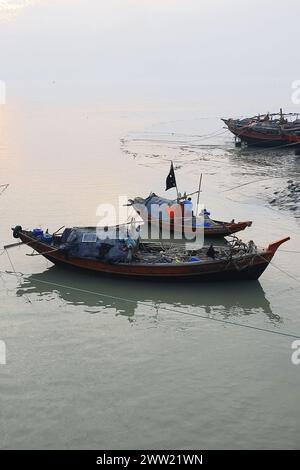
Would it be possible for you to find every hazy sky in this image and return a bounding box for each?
[1,0,299,113]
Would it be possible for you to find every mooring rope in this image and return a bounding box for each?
[268,259,300,284]
[4,250,32,304]
[221,176,285,193]
[126,128,229,147]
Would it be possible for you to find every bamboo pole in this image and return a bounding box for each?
[196,173,203,216]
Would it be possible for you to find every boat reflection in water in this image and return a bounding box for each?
[15,266,280,325]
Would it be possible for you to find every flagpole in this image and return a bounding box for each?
[171,160,179,200]
[175,179,179,202]
[196,173,202,215]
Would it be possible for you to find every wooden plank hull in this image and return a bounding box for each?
[132,200,252,237]
[17,231,288,282]
[230,129,288,147]
[44,254,271,281]
[151,219,252,237]
[224,121,295,147]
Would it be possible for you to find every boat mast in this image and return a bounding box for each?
[196,173,203,215]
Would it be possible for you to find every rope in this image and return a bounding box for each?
[137,128,227,140]
[221,176,285,193]
[125,129,229,147]
[4,250,32,304]
[256,253,300,285]
[1,269,299,340]
[269,260,300,284]
[26,247,61,257]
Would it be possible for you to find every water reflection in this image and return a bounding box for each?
[15,266,280,324]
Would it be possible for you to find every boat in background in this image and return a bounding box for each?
[222,109,300,148]
[128,193,252,237]
[11,225,290,282]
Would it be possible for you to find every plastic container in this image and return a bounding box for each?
[32,228,44,238]
[42,234,53,244]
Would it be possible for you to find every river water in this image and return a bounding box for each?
[1,0,300,451]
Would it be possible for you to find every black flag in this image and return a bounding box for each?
[166,162,177,191]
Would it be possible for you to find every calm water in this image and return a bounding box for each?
[1,0,300,450]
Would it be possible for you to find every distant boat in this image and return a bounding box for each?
[12,225,289,282]
[128,193,252,237]
[222,109,300,147]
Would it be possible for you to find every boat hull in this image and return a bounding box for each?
[222,119,299,147]
[44,254,271,281]
[236,135,289,147]
[131,199,252,237]
[139,216,252,237]
[17,231,281,282]
[227,125,289,147]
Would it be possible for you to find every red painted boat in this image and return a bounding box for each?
[222,111,300,147]
[12,226,290,282]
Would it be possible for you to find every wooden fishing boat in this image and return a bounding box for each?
[12,225,290,282]
[130,165,252,237]
[222,110,300,147]
[129,194,252,237]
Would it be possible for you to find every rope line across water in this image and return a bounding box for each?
[1,270,299,341]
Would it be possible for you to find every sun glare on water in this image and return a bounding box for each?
[0,0,38,20]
